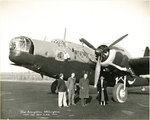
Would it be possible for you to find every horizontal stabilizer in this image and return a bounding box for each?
[144,47,149,57]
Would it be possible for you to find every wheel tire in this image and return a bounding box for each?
[51,80,58,94]
[113,83,127,103]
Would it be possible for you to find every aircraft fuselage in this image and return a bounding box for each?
[9,36,149,87]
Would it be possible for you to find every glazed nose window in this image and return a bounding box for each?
[9,40,16,50]
[9,36,33,53]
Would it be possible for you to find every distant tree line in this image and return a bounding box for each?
[0,72,52,81]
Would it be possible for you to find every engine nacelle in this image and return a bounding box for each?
[100,45,130,69]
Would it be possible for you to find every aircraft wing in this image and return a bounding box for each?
[129,56,149,75]
[129,47,149,76]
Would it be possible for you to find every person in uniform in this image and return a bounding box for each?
[79,73,89,107]
[67,73,76,106]
[97,76,108,106]
[57,73,68,108]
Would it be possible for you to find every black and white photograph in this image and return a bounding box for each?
[0,0,149,119]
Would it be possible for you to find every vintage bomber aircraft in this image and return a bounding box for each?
[9,34,149,103]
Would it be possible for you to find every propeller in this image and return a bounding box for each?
[108,34,128,48]
[80,38,96,50]
[94,56,101,87]
[79,34,128,88]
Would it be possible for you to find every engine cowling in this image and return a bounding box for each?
[95,45,110,62]
[96,45,130,68]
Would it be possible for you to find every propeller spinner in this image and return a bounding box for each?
[79,34,128,88]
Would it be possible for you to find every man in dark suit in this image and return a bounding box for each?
[57,73,68,108]
[97,76,108,106]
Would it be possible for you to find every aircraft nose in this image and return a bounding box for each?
[9,36,34,65]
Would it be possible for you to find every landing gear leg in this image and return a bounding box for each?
[113,76,127,103]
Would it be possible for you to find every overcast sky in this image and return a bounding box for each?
[0,0,150,72]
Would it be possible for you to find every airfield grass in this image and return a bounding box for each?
[1,77,149,119]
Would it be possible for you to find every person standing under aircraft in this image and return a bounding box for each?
[67,73,76,106]
[79,73,89,107]
[57,73,68,108]
[97,76,108,106]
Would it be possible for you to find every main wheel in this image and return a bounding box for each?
[113,83,127,103]
[51,80,58,93]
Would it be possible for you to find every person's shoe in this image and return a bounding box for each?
[81,105,85,107]
[72,103,76,106]
[84,104,87,106]
[58,106,62,108]
[64,105,69,107]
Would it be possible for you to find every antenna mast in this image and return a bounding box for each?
[64,28,66,40]
[44,36,46,41]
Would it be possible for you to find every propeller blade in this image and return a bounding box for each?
[79,38,96,50]
[94,56,101,88]
[109,34,128,48]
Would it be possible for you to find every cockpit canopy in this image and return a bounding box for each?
[51,39,67,47]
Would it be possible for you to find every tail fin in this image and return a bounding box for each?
[144,47,149,57]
